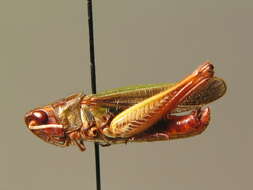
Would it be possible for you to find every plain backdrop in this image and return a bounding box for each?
[1,0,252,190]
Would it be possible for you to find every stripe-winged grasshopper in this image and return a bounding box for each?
[25,62,226,151]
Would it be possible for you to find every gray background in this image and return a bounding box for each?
[1,0,252,190]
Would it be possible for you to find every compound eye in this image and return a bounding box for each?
[26,110,49,126]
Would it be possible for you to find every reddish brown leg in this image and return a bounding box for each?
[131,107,210,142]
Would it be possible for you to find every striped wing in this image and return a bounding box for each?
[83,77,226,113]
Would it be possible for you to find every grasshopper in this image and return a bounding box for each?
[24,62,226,151]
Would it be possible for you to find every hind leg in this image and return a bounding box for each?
[103,62,214,138]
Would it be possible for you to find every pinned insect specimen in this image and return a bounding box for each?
[24,62,226,151]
